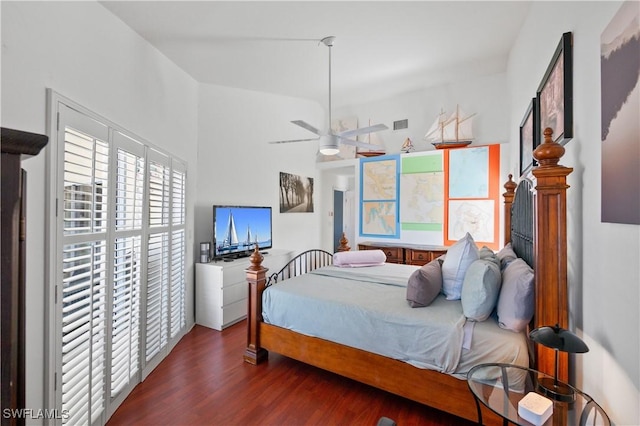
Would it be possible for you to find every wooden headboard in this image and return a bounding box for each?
[503,128,573,382]
[509,178,535,269]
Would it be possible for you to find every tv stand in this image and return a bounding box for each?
[195,249,293,330]
[215,250,255,262]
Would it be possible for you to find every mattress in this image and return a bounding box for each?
[262,264,529,379]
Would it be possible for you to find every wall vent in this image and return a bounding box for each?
[393,119,408,130]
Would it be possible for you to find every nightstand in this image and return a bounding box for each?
[467,363,609,426]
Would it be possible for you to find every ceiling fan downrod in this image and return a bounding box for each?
[321,36,336,131]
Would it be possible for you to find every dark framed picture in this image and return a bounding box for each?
[536,32,573,145]
[519,98,538,176]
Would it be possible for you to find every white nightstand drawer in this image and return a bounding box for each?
[221,299,247,328]
[195,249,293,331]
[222,280,247,306]
[222,266,247,287]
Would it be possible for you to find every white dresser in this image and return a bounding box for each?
[195,248,293,331]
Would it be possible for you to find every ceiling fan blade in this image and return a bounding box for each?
[291,120,322,136]
[338,123,388,139]
[268,137,319,144]
[339,137,383,151]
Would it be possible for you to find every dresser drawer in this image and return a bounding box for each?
[358,244,403,263]
[406,248,448,266]
[222,280,248,306]
[429,250,447,261]
[406,249,432,266]
[381,247,403,263]
[221,299,247,328]
[222,265,249,287]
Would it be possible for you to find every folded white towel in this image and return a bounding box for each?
[333,250,386,267]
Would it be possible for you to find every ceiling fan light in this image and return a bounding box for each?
[320,147,340,155]
[319,135,339,156]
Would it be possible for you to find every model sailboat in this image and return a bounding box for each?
[401,138,414,153]
[357,119,386,157]
[424,105,476,149]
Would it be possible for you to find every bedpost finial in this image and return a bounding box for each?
[337,232,351,252]
[504,174,516,194]
[533,128,565,167]
[247,244,264,271]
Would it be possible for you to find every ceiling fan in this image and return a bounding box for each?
[269,36,388,155]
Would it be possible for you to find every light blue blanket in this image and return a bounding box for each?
[262,264,467,373]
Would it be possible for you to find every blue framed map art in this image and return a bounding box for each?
[359,154,400,238]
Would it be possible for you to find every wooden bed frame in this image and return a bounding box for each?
[244,129,571,425]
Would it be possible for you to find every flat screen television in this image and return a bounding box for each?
[212,205,272,260]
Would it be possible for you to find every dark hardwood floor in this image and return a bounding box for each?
[107,322,477,426]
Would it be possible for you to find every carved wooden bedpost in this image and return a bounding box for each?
[531,128,573,382]
[337,232,351,252]
[503,174,516,246]
[244,246,268,365]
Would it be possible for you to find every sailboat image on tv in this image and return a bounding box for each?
[424,105,476,149]
[218,211,258,253]
[213,205,273,259]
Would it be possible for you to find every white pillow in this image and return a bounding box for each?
[441,232,479,300]
[497,258,535,332]
[333,249,386,267]
[461,259,502,321]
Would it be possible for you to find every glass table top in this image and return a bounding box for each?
[467,363,609,426]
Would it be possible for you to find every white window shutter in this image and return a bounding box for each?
[170,165,186,337]
[53,98,188,425]
[145,155,171,363]
[59,104,110,425]
[109,133,145,399]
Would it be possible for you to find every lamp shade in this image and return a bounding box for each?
[319,135,340,156]
[529,324,589,354]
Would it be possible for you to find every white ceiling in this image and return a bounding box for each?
[100,1,531,108]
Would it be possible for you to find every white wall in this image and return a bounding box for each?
[334,72,510,154]
[1,1,199,419]
[329,73,512,248]
[507,1,639,424]
[195,84,325,256]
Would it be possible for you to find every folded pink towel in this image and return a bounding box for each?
[333,250,387,267]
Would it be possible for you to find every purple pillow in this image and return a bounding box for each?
[497,243,518,271]
[497,258,535,332]
[406,258,443,308]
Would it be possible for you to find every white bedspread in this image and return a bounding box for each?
[262,263,529,377]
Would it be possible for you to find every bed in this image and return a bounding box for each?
[244,130,571,425]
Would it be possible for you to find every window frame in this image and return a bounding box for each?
[46,90,188,425]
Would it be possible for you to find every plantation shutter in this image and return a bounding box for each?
[109,132,145,400]
[170,163,186,337]
[58,105,109,425]
[52,94,189,425]
[145,150,171,364]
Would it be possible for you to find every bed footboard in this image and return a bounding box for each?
[244,245,337,364]
[266,249,333,286]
